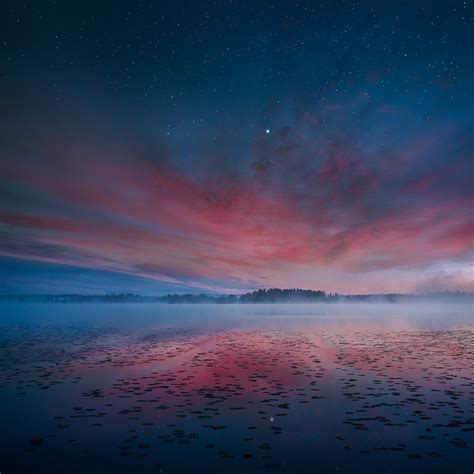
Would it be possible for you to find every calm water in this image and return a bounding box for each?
[1,303,472,473]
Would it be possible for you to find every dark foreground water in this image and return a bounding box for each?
[0,303,472,474]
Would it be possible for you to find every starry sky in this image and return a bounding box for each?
[0,0,472,295]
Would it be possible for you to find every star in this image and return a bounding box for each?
[266,129,270,134]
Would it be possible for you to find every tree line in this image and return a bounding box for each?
[0,288,471,303]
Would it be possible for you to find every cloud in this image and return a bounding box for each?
[0,98,472,293]
[414,266,474,293]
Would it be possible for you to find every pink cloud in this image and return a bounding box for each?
[1,126,472,293]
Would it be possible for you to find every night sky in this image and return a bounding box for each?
[1,1,472,295]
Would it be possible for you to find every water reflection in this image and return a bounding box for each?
[0,303,472,473]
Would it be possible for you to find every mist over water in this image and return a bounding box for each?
[1,301,472,329]
[1,303,472,473]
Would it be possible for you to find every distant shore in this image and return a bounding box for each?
[0,288,471,304]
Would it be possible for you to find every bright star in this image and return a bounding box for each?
[266,129,270,134]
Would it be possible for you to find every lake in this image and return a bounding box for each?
[0,303,472,473]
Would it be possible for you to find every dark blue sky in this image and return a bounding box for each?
[0,1,472,294]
